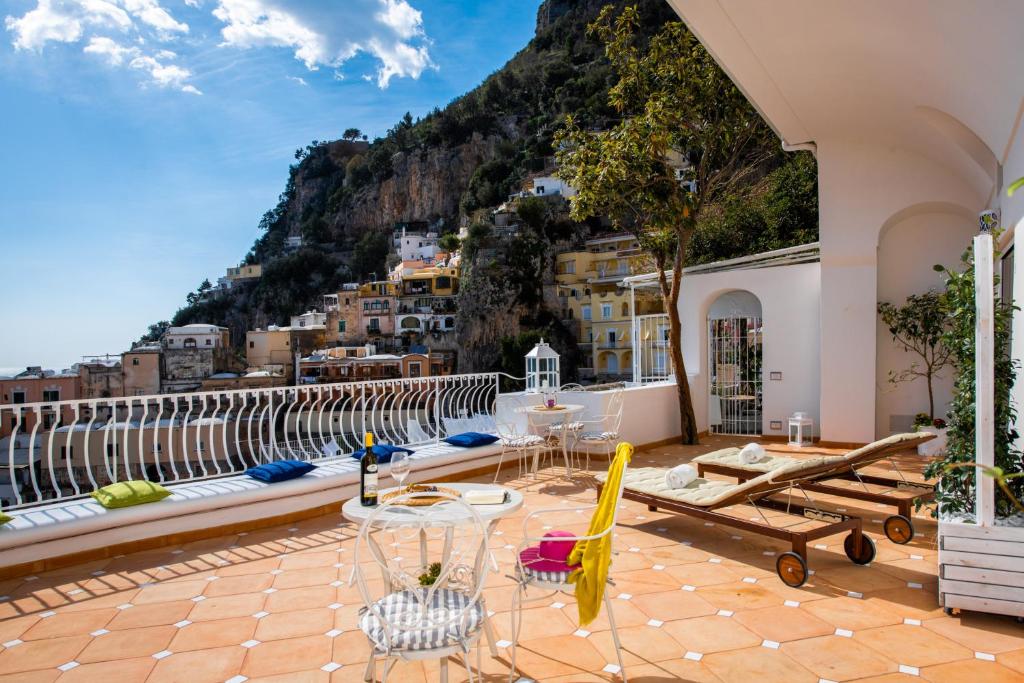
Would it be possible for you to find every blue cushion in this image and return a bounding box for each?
[351,444,414,464]
[443,432,500,448]
[246,460,317,483]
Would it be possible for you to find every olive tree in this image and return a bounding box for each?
[555,5,775,443]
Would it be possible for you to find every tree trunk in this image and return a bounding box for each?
[927,373,935,422]
[657,253,699,445]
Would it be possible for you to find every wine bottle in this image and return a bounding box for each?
[360,432,378,506]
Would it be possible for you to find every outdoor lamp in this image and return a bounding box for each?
[525,338,560,393]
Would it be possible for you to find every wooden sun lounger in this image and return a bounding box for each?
[692,433,936,544]
[597,466,876,588]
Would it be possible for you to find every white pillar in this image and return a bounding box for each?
[629,285,639,382]
[975,230,995,526]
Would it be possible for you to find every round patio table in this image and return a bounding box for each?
[342,482,522,658]
[524,403,585,477]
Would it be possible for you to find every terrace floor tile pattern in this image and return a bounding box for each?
[1,437,1022,681]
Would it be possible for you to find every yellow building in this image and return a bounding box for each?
[556,234,660,380]
[225,264,262,282]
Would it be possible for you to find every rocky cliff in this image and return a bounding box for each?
[160,0,681,375]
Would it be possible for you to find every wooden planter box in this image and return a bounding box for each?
[938,519,1024,619]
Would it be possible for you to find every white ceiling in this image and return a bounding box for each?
[667,0,1024,198]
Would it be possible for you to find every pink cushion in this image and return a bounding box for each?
[519,530,580,573]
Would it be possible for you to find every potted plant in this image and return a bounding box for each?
[913,413,949,457]
[878,291,952,456]
[931,236,1024,620]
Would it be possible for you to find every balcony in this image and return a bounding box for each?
[0,379,1009,683]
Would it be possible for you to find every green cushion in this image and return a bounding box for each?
[0,511,11,525]
[90,480,171,509]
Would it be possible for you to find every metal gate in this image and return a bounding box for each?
[708,293,763,435]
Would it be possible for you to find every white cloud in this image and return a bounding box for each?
[83,35,199,93]
[211,0,433,87]
[121,0,189,35]
[5,0,132,50]
[286,75,307,86]
[5,0,433,93]
[6,0,198,92]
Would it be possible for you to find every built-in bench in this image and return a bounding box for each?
[0,441,506,571]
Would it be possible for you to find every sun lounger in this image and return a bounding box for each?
[692,432,936,543]
[597,464,876,588]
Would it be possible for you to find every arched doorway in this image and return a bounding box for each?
[599,351,619,376]
[708,290,763,435]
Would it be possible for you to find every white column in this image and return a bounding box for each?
[975,231,995,526]
[629,285,639,382]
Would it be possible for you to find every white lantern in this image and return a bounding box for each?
[525,338,560,393]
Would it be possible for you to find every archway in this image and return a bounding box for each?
[707,290,763,435]
[875,204,976,436]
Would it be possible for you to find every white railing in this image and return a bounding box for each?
[0,373,504,510]
[632,314,672,384]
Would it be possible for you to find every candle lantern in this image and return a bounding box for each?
[525,338,560,393]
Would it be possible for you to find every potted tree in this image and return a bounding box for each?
[877,292,952,456]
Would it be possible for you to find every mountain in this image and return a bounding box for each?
[157,0,817,379]
[163,0,680,341]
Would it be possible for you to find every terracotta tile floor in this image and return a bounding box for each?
[2,436,1024,682]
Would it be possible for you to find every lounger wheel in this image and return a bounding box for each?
[843,533,876,565]
[883,515,915,544]
[776,551,808,588]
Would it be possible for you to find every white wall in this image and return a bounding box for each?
[1004,117,1024,449]
[818,140,986,443]
[875,212,976,436]
[677,262,821,439]
[495,382,682,448]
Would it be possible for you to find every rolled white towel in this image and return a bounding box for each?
[665,463,698,489]
[739,443,766,464]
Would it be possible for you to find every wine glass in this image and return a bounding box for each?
[391,451,411,493]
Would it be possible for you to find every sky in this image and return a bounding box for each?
[0,0,542,373]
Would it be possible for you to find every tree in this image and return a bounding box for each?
[877,292,953,420]
[438,233,461,254]
[555,5,775,444]
[515,195,548,231]
[343,128,362,141]
[351,231,390,280]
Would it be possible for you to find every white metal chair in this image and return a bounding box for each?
[573,388,624,472]
[493,396,547,482]
[545,384,586,464]
[354,491,491,683]
[508,451,632,681]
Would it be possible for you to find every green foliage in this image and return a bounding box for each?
[343,128,363,142]
[139,321,169,344]
[687,152,818,264]
[877,291,952,420]
[418,562,442,586]
[515,196,548,231]
[252,249,345,325]
[924,243,1022,518]
[555,4,777,442]
[351,231,390,280]
[438,233,461,253]
[461,159,517,215]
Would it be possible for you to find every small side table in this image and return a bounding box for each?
[788,416,814,447]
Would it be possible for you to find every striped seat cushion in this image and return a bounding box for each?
[359,588,484,652]
[579,431,618,441]
[521,564,574,584]
[547,422,584,432]
[501,434,546,448]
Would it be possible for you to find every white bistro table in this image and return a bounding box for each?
[524,403,585,477]
[342,482,523,657]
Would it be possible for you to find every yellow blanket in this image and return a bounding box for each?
[567,442,633,626]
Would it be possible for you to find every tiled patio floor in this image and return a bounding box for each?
[2,436,1024,682]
